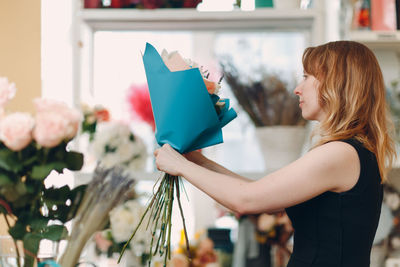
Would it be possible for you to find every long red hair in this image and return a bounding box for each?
[303,41,396,182]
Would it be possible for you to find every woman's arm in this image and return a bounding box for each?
[154,141,360,214]
[184,151,251,181]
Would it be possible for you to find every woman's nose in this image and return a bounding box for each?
[294,85,301,95]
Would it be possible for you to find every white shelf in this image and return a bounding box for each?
[348,31,400,52]
[77,8,319,31]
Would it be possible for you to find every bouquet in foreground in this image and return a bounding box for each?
[0,77,85,267]
[119,43,237,265]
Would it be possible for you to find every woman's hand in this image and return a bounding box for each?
[154,144,188,176]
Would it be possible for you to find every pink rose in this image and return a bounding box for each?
[33,112,67,148]
[0,77,16,107]
[63,109,81,139]
[34,98,82,140]
[0,112,34,151]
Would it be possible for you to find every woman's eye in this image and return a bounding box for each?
[303,75,308,80]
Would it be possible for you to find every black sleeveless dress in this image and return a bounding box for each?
[285,139,383,267]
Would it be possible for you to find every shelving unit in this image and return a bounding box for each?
[77,8,319,31]
[348,30,400,52]
[71,4,326,111]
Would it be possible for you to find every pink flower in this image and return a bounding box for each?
[33,98,71,114]
[33,112,67,148]
[34,98,82,140]
[63,109,81,139]
[0,77,16,107]
[0,113,34,151]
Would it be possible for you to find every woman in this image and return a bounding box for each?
[154,41,396,266]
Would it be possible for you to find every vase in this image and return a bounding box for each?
[0,236,24,267]
[0,236,60,267]
[370,245,387,267]
[254,126,307,172]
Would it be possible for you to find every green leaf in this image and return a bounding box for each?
[65,151,84,171]
[0,149,20,172]
[42,185,71,206]
[66,184,87,221]
[31,162,67,180]
[15,181,27,195]
[0,173,12,186]
[2,185,20,202]
[42,185,87,223]
[22,155,38,168]
[23,232,41,257]
[30,218,48,231]
[0,206,7,214]
[9,221,27,240]
[40,225,68,241]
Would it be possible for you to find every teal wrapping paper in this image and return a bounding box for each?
[142,43,237,153]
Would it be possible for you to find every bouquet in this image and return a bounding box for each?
[0,77,85,267]
[91,121,147,172]
[119,43,237,265]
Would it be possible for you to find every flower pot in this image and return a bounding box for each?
[255,126,306,172]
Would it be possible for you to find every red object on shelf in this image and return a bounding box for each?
[358,7,370,27]
[142,0,164,9]
[353,0,371,29]
[111,0,128,8]
[183,0,202,8]
[371,0,397,31]
[84,0,101,8]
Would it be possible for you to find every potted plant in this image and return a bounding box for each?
[220,61,307,171]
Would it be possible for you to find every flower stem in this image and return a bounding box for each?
[175,176,190,258]
[120,172,190,267]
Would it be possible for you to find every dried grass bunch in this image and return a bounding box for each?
[220,61,306,127]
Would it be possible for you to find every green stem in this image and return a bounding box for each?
[3,214,22,267]
[166,176,175,261]
[175,176,191,258]
[118,198,153,263]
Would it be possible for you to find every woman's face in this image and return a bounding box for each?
[294,72,325,122]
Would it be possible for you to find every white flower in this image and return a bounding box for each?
[0,77,16,107]
[385,193,400,210]
[109,200,146,243]
[91,121,147,171]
